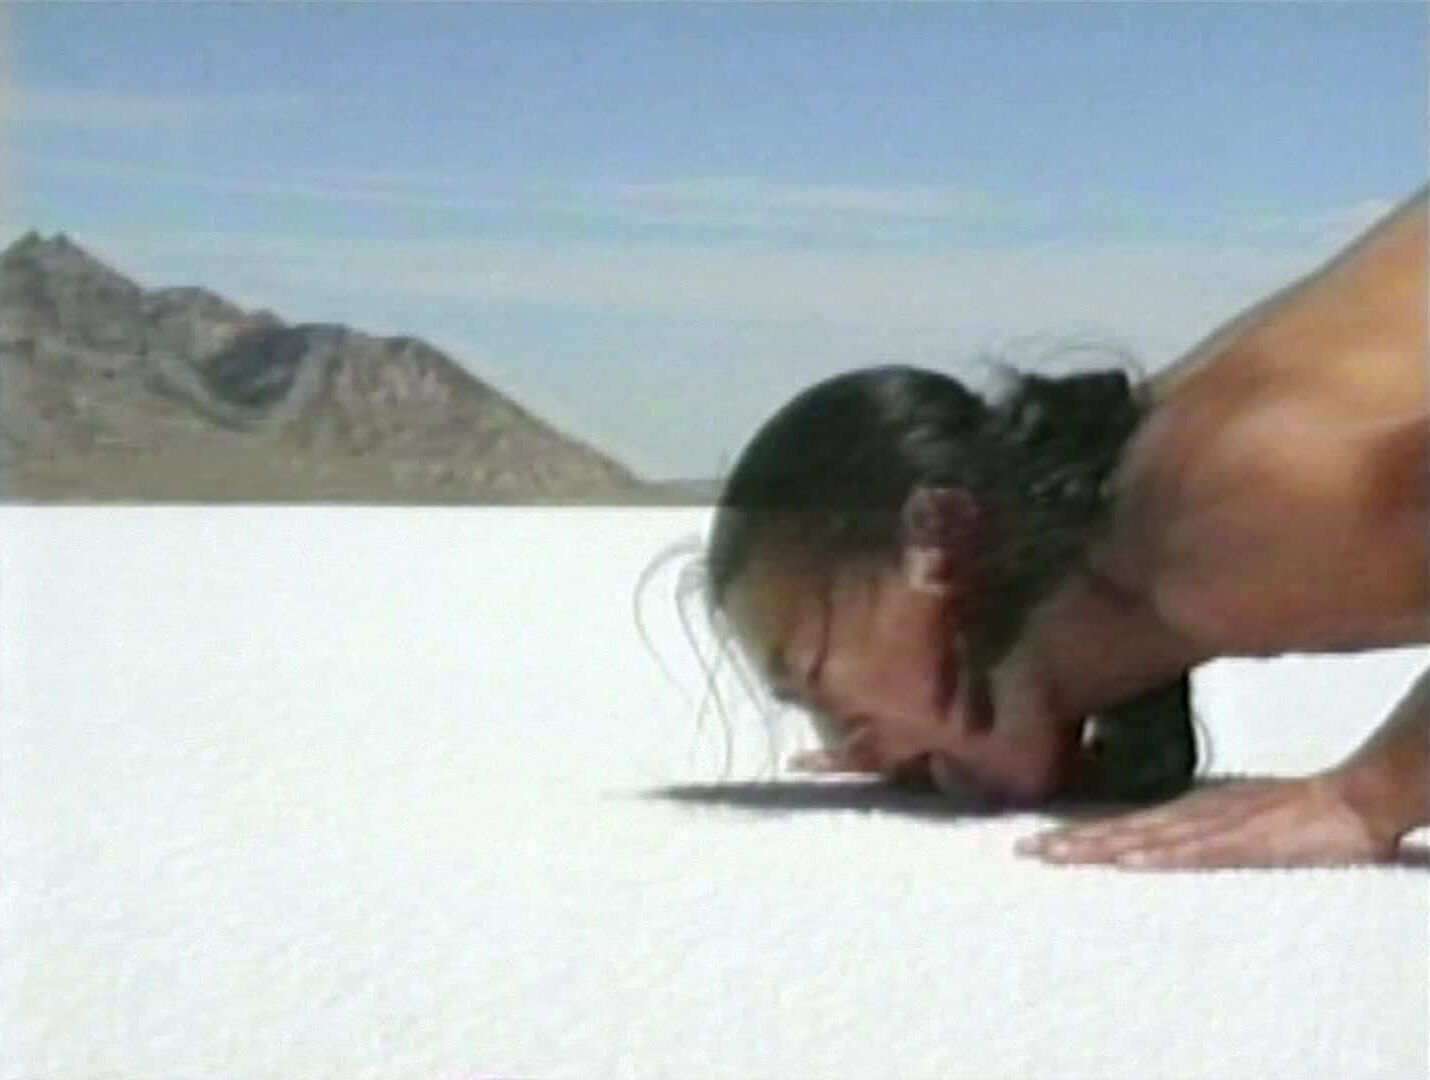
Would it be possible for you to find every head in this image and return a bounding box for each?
[704,363,1146,804]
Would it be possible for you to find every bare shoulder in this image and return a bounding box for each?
[1151,185,1427,415]
[1131,186,1427,509]
[1097,189,1428,654]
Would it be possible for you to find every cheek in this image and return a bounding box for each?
[831,647,932,719]
[812,582,959,754]
[888,621,956,718]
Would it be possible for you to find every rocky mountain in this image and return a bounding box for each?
[0,232,680,503]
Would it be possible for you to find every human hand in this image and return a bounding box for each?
[1015,774,1401,870]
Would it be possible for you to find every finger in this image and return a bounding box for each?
[1018,779,1397,870]
[1116,795,1392,869]
[1020,791,1272,863]
[1052,791,1303,869]
[1113,819,1289,869]
[1018,804,1212,857]
[1086,783,1277,837]
[1028,819,1232,866]
[1037,812,1246,863]
[1082,785,1262,836]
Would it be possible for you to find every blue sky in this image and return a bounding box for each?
[5,3,1426,479]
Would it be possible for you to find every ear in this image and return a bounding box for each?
[900,486,979,596]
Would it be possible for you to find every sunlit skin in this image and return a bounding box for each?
[723,556,1089,805]
[725,188,1429,869]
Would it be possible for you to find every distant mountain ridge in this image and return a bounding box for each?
[0,231,700,503]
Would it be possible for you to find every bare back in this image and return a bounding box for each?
[1101,189,1428,656]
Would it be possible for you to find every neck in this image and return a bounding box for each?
[961,370,1148,675]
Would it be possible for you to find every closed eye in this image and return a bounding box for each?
[770,600,832,709]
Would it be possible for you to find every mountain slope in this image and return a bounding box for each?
[0,232,662,503]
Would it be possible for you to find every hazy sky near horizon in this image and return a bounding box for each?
[5,3,1426,478]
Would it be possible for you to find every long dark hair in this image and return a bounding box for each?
[706,362,1146,672]
[637,358,1204,798]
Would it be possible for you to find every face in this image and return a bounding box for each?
[723,556,1083,804]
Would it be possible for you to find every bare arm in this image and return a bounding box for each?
[1019,666,1428,868]
[1017,188,1428,869]
[1102,185,1428,656]
[1335,664,1430,847]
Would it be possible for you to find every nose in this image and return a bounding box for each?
[841,706,1063,807]
[811,640,1005,782]
[862,732,1011,803]
[836,711,961,779]
[835,665,980,765]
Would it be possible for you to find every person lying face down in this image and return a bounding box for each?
[704,185,1428,870]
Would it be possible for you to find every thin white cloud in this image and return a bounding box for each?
[1250,198,1398,244]
[14,87,312,133]
[86,227,1323,365]
[20,153,487,212]
[18,150,1035,235]
[71,225,1346,476]
[605,178,1029,226]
